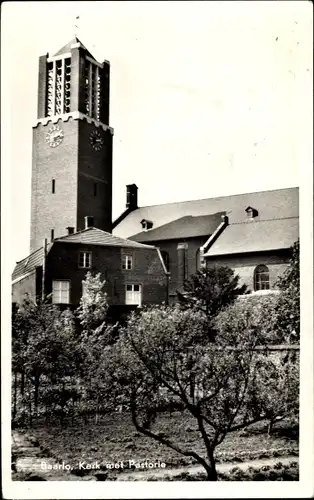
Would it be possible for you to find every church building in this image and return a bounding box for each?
[12,37,299,308]
[113,186,299,303]
[12,38,168,309]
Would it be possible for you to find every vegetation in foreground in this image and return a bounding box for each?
[21,415,298,474]
[12,241,300,481]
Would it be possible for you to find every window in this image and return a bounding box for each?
[79,251,92,269]
[254,264,270,291]
[47,57,71,116]
[245,206,258,219]
[52,280,70,304]
[140,219,153,230]
[52,179,55,193]
[84,60,103,121]
[125,284,142,306]
[161,251,170,272]
[51,229,54,241]
[122,255,133,270]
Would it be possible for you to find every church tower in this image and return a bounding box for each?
[30,38,113,253]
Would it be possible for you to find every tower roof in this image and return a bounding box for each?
[53,37,96,60]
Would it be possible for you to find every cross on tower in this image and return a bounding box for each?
[74,15,80,37]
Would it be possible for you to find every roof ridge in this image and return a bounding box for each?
[55,226,157,248]
[54,226,108,240]
[135,186,299,210]
[229,216,299,226]
[15,246,43,264]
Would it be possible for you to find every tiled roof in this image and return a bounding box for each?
[204,217,299,257]
[12,228,157,282]
[12,247,44,281]
[54,227,156,249]
[131,213,225,242]
[112,187,299,239]
[53,37,95,59]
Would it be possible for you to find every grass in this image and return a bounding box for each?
[145,461,299,481]
[23,411,298,478]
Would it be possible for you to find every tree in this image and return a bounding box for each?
[178,266,247,318]
[12,298,80,424]
[275,240,300,343]
[77,272,109,335]
[104,304,298,480]
[213,294,281,345]
[215,300,299,434]
[75,272,118,421]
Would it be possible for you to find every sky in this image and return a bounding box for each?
[1,1,313,270]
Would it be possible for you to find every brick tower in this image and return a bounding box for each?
[30,38,113,253]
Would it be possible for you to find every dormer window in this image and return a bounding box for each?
[141,219,153,231]
[245,206,258,219]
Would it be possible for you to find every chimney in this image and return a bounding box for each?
[66,227,75,235]
[126,184,138,210]
[85,216,94,229]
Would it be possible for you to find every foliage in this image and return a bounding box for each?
[75,272,119,419]
[214,294,280,345]
[104,304,299,480]
[215,297,299,431]
[77,272,109,334]
[178,265,247,318]
[275,240,300,343]
[12,298,80,424]
[12,298,79,379]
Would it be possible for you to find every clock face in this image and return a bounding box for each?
[46,125,64,148]
[89,129,104,151]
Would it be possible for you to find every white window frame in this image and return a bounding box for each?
[122,255,133,270]
[125,284,142,306]
[78,251,92,269]
[254,265,270,291]
[52,280,70,304]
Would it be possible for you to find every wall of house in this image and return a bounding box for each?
[148,237,208,300]
[45,242,167,306]
[205,250,291,292]
[12,268,42,305]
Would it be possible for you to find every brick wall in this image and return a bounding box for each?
[30,119,79,253]
[30,117,113,253]
[12,268,42,304]
[77,121,112,233]
[206,250,291,291]
[45,242,167,306]
[146,237,208,298]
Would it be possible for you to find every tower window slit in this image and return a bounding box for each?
[52,179,55,193]
[84,63,90,115]
[84,60,102,120]
[64,58,71,113]
[55,60,63,114]
[47,62,54,116]
[46,57,71,116]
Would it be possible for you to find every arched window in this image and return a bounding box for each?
[161,251,170,272]
[254,264,270,291]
